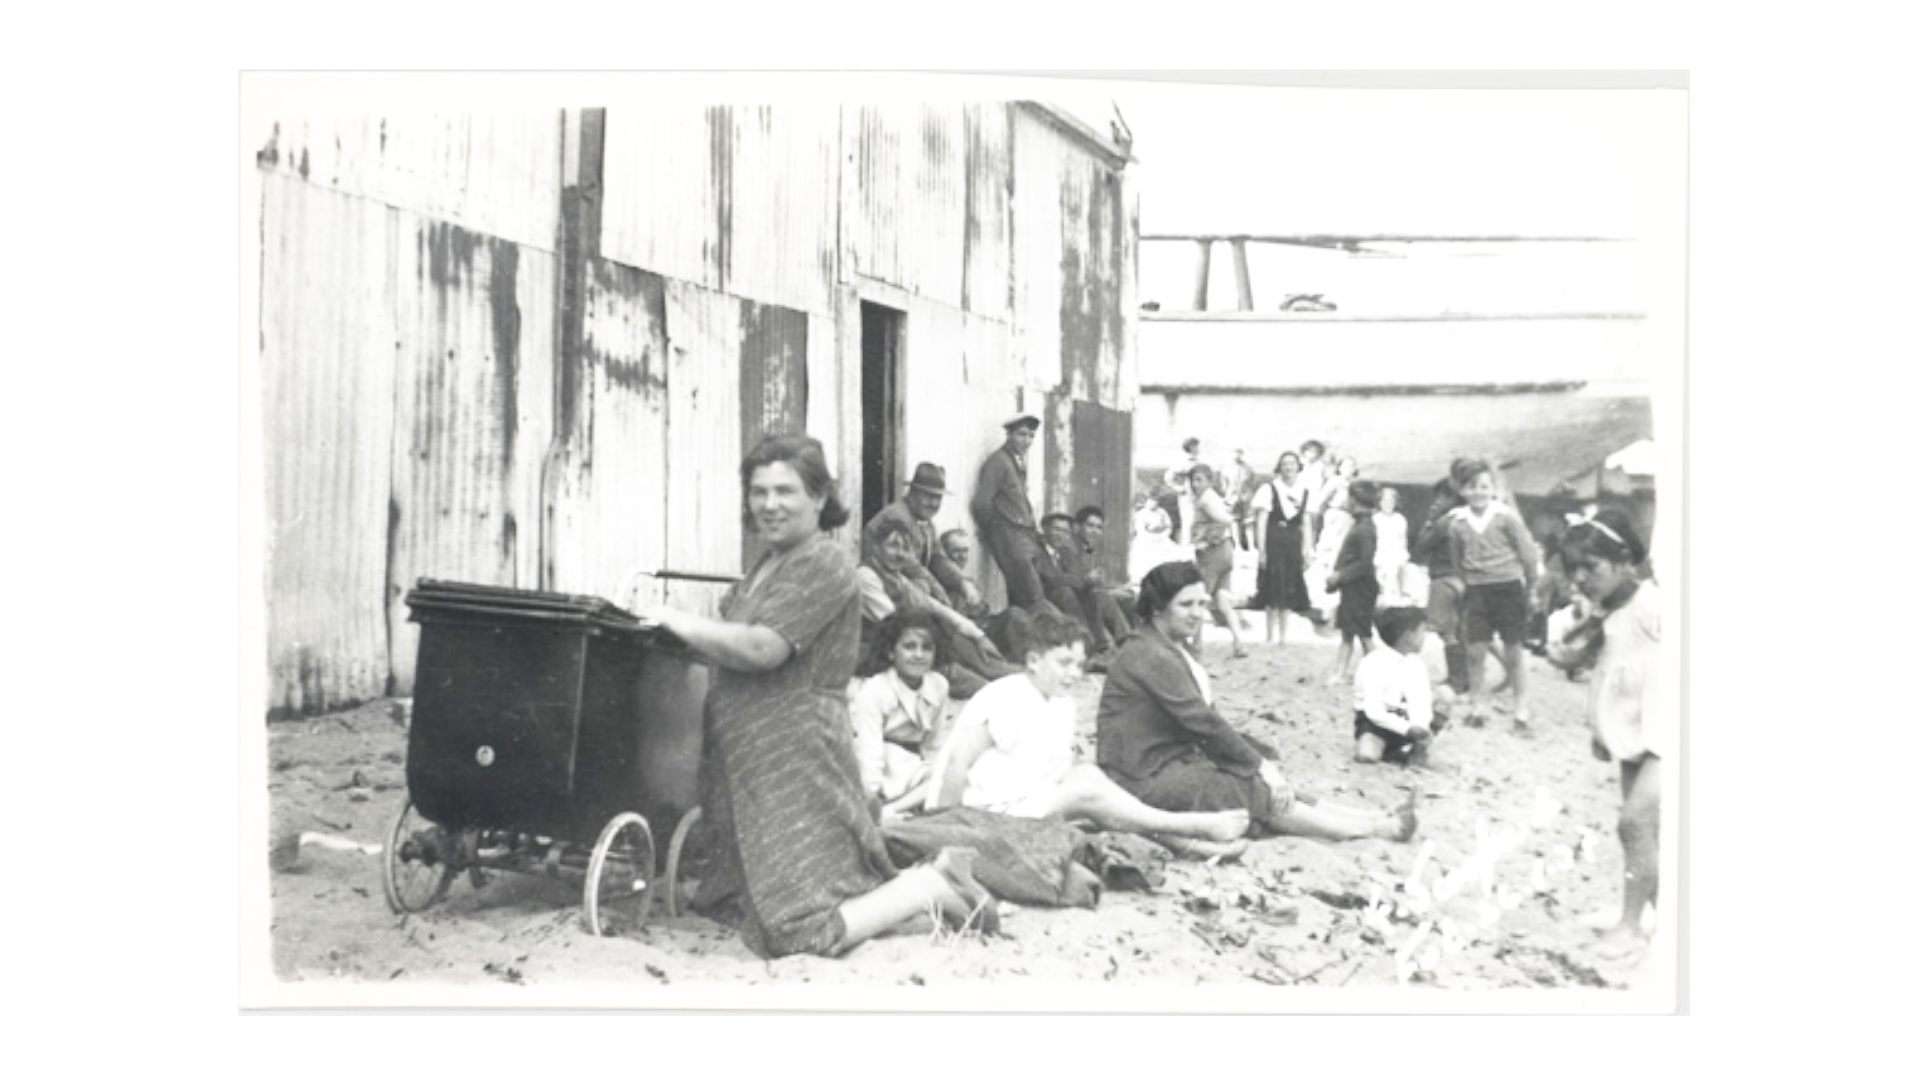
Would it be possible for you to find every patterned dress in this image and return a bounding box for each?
[691,532,895,958]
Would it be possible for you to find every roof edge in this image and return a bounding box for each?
[1015,101,1134,167]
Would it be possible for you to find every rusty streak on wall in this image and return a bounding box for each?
[261,102,1136,715]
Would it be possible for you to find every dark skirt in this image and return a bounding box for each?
[1254,517,1310,612]
[1108,754,1292,835]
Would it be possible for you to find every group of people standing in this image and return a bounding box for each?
[634,426,1662,966]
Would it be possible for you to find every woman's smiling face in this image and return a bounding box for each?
[747,460,823,550]
[1159,582,1213,639]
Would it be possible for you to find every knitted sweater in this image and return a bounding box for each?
[1446,504,1540,587]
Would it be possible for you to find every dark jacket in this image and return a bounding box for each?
[1096,624,1266,781]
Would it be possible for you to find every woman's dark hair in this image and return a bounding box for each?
[1188,463,1216,487]
[740,433,850,531]
[1182,437,1201,454]
[1136,560,1206,619]
[1274,450,1301,474]
[1347,479,1381,511]
[1301,439,1326,456]
[858,608,947,678]
[1560,507,1648,568]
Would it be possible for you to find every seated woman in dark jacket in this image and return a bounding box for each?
[1095,561,1418,843]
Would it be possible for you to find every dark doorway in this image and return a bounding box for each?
[860,302,905,526]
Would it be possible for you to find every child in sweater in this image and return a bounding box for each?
[1352,606,1441,766]
[1324,480,1382,686]
[1447,461,1542,731]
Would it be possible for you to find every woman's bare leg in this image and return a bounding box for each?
[1039,766,1250,842]
[836,849,997,947]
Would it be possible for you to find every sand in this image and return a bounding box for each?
[262,619,1658,997]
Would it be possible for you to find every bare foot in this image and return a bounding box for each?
[1593,924,1647,960]
[1191,808,1252,842]
[928,848,1000,935]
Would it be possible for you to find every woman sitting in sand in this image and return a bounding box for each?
[1095,561,1418,844]
[928,610,1253,860]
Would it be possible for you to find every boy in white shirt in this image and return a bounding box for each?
[1352,606,1444,766]
[928,611,1252,858]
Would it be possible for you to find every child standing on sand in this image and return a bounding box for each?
[1447,461,1541,731]
[1549,509,1667,960]
[1324,480,1382,686]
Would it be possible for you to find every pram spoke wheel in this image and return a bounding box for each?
[584,813,655,937]
[665,806,704,918]
[382,798,456,914]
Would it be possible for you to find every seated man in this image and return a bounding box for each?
[1072,505,1139,642]
[1039,513,1116,661]
[861,462,981,614]
[926,611,1250,859]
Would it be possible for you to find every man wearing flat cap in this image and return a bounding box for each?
[971,414,1051,611]
[861,461,983,614]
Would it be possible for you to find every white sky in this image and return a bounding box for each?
[1045,82,1685,319]
[1062,83,1681,239]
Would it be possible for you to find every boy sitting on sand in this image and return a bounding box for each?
[1352,606,1445,766]
[928,610,1252,859]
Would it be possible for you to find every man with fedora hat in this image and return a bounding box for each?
[861,461,982,614]
[971,413,1052,613]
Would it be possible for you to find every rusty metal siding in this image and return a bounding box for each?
[1069,398,1135,582]
[843,105,967,308]
[601,105,839,316]
[739,301,810,566]
[962,104,1013,322]
[383,217,556,693]
[254,112,562,252]
[1007,109,1132,411]
[261,174,399,713]
[664,281,745,587]
[1009,110,1064,392]
[600,105,724,293]
[542,257,671,604]
[727,106,840,316]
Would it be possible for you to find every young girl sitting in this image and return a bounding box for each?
[927,610,1253,860]
[1447,460,1542,731]
[1548,508,1668,959]
[849,610,954,820]
[1352,606,1441,766]
[1324,479,1382,686]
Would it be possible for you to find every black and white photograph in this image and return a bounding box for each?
[239,72,1685,1011]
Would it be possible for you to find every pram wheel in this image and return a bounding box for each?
[382,798,456,914]
[583,812,655,937]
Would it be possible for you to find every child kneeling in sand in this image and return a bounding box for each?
[928,611,1252,859]
[1352,606,1445,766]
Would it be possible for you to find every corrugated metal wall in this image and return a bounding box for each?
[260,102,1136,714]
[262,175,401,713]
